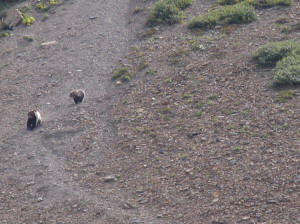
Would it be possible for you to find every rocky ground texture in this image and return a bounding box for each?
[0,0,299,223]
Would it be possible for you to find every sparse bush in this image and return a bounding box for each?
[35,2,49,11]
[218,0,292,8]
[218,0,240,5]
[0,31,9,38]
[147,0,183,26]
[275,90,294,102]
[22,14,35,26]
[273,54,300,86]
[275,16,290,24]
[253,40,300,66]
[253,40,300,86]
[279,24,292,34]
[188,3,256,30]
[245,0,291,8]
[112,67,131,81]
[164,0,193,10]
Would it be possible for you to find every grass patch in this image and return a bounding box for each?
[273,54,300,86]
[278,24,292,34]
[138,60,149,71]
[164,0,193,10]
[147,0,193,26]
[0,31,9,38]
[252,40,300,67]
[112,67,132,81]
[218,0,292,8]
[275,90,294,103]
[253,40,300,86]
[195,111,203,118]
[188,3,256,30]
[35,0,60,11]
[23,35,33,41]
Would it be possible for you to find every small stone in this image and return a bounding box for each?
[103,175,117,182]
[267,199,278,204]
[294,175,300,184]
[41,41,57,47]
[136,108,144,113]
[185,64,194,71]
[241,216,250,221]
[121,201,135,209]
[185,168,193,174]
[211,198,219,204]
[89,16,98,20]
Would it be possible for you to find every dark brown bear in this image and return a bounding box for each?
[70,90,85,104]
[27,110,42,130]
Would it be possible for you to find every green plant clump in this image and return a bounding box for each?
[112,67,131,81]
[273,54,300,86]
[147,0,193,26]
[165,0,193,10]
[253,40,300,67]
[22,14,35,26]
[188,3,257,30]
[253,40,300,86]
[0,31,9,38]
[275,90,294,103]
[35,2,49,11]
[218,0,292,8]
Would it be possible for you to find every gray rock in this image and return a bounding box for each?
[103,175,117,182]
[121,201,135,209]
[2,9,23,30]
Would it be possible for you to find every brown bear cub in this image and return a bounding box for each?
[70,90,85,104]
[27,110,42,130]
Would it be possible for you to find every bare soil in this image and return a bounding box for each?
[0,0,299,224]
[109,0,300,223]
[0,0,162,223]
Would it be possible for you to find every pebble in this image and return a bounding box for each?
[41,41,57,47]
[103,175,117,182]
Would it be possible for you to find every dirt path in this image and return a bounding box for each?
[0,0,161,223]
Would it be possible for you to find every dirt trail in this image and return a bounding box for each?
[0,0,160,223]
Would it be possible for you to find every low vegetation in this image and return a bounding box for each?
[22,13,35,26]
[253,40,300,66]
[274,54,300,86]
[218,0,292,8]
[147,0,193,26]
[35,0,60,11]
[253,40,300,86]
[188,3,257,30]
[275,89,295,103]
[112,67,132,82]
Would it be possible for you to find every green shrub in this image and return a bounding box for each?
[36,2,49,11]
[273,54,300,86]
[188,3,256,30]
[218,0,240,5]
[245,0,291,8]
[252,40,300,67]
[147,0,183,26]
[112,67,131,81]
[164,0,193,9]
[22,14,35,26]
[0,31,9,38]
[218,0,292,8]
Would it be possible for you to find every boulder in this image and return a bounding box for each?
[2,9,23,30]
